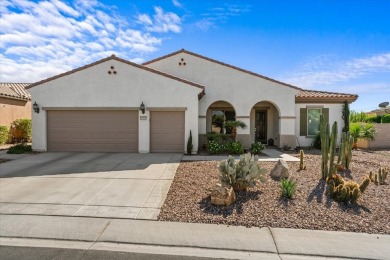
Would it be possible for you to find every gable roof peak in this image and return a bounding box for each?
[26,55,205,91]
[143,49,302,90]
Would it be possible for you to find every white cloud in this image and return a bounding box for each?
[194,3,250,31]
[282,53,390,88]
[194,19,215,31]
[138,6,181,33]
[0,0,181,82]
[172,0,182,8]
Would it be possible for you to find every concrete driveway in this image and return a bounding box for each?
[0,152,182,220]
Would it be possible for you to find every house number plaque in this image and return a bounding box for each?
[140,116,147,120]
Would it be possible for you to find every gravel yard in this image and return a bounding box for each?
[159,149,390,234]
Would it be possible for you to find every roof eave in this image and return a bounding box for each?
[0,94,31,101]
[295,96,358,104]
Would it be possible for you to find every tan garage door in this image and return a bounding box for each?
[150,111,185,153]
[47,110,138,152]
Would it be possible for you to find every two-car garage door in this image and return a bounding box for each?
[47,110,184,153]
[47,110,138,152]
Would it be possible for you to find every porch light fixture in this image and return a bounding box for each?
[33,102,40,113]
[140,102,145,114]
[379,101,389,114]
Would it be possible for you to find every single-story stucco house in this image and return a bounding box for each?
[0,83,31,128]
[26,49,357,153]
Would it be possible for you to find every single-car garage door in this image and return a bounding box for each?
[47,110,138,152]
[150,111,185,153]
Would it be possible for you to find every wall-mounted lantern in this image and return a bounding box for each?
[140,102,145,114]
[33,101,40,113]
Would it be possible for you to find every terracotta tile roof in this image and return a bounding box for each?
[26,55,205,93]
[143,49,302,90]
[296,90,358,103]
[0,83,31,100]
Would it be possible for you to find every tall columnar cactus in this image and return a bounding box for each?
[320,115,338,179]
[186,130,193,155]
[299,150,306,170]
[374,166,388,185]
[339,132,353,170]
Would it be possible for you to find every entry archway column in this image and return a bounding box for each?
[279,116,296,148]
[236,116,251,148]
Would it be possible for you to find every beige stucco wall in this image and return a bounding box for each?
[29,59,201,152]
[145,53,300,148]
[0,97,31,127]
[357,124,390,149]
[295,103,344,147]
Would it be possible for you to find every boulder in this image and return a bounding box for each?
[210,184,236,206]
[270,159,289,179]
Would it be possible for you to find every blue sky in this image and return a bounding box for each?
[1,0,389,112]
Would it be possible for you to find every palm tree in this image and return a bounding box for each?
[224,120,247,140]
[349,123,376,149]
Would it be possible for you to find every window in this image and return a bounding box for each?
[307,108,322,136]
[211,110,235,134]
[299,107,328,137]
[211,110,224,133]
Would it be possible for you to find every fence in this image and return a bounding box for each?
[357,123,390,149]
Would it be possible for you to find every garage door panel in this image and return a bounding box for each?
[47,110,138,152]
[150,111,184,153]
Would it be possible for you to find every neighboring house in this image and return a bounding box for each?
[0,83,31,127]
[27,49,357,153]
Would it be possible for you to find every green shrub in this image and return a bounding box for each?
[382,114,390,123]
[7,143,32,154]
[225,140,244,154]
[9,119,32,142]
[206,140,225,154]
[251,142,265,154]
[280,178,297,199]
[206,132,230,143]
[0,126,8,145]
[366,115,382,123]
[349,111,367,123]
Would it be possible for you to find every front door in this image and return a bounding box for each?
[255,110,267,143]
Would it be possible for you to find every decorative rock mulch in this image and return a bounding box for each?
[158,149,390,234]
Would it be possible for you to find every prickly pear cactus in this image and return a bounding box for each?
[219,153,267,191]
[219,156,236,186]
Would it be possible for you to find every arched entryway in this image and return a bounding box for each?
[250,101,280,146]
[206,101,236,134]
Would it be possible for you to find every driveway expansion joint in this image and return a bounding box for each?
[268,227,281,260]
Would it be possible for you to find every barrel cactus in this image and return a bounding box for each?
[327,173,370,203]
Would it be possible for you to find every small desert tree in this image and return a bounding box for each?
[224,120,247,140]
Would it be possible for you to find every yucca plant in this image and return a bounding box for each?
[280,178,297,199]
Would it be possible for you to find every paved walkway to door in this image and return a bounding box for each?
[182,149,300,162]
[0,152,181,220]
